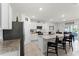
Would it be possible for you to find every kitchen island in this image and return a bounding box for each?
[37,34,64,54]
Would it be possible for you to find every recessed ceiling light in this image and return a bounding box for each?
[39,8,43,11]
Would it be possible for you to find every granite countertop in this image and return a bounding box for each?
[43,34,64,40]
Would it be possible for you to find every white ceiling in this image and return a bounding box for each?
[11,3,79,22]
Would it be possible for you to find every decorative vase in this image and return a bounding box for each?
[16,16,19,22]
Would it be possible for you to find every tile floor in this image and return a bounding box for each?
[24,39,79,56]
[0,39,20,56]
[0,38,79,56]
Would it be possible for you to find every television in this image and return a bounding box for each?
[37,26,42,29]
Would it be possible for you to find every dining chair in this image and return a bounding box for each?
[58,35,67,54]
[65,33,74,51]
[47,36,59,56]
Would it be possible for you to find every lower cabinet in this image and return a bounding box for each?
[38,36,43,53]
[3,22,23,40]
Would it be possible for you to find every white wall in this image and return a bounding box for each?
[44,22,56,33]
[30,22,56,34]
[12,9,22,21]
[55,22,65,32]
[59,23,65,32]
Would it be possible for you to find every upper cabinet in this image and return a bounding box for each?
[0,4,1,28]
[1,3,12,29]
[8,4,12,29]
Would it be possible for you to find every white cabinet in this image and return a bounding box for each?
[30,22,37,29]
[24,21,31,45]
[31,34,38,41]
[0,4,1,28]
[38,36,43,52]
[1,3,12,29]
[8,4,12,29]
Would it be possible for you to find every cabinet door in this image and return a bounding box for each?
[8,5,12,29]
[0,3,1,28]
[38,36,43,52]
[1,3,9,29]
